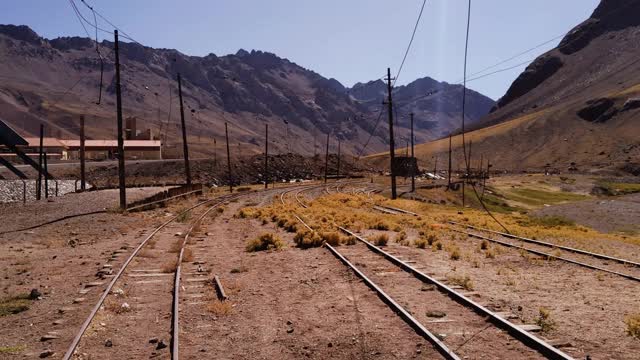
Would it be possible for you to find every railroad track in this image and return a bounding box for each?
[280,188,572,359]
[372,204,640,283]
[448,221,640,283]
[62,191,242,360]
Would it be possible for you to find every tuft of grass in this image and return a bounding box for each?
[449,247,461,261]
[207,300,233,315]
[176,210,191,223]
[447,275,474,291]
[230,266,248,274]
[0,294,31,317]
[246,233,285,252]
[321,232,342,246]
[535,308,556,333]
[373,234,389,246]
[625,313,640,339]
[485,248,495,259]
[414,238,428,249]
[294,230,323,249]
[435,242,443,251]
[343,236,357,246]
[480,240,489,250]
[182,248,194,262]
[370,221,390,231]
[0,345,26,354]
[161,261,177,273]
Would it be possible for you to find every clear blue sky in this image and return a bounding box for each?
[3,0,599,100]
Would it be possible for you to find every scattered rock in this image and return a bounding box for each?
[286,328,294,334]
[39,350,54,358]
[622,98,640,112]
[426,310,447,318]
[149,337,158,344]
[105,339,113,347]
[29,288,41,299]
[156,340,167,350]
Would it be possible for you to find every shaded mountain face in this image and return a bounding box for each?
[0,24,494,158]
[413,0,640,174]
[348,77,495,144]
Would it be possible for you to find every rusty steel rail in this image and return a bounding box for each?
[324,242,461,360]
[338,227,574,360]
[286,209,461,360]
[449,221,640,268]
[62,193,232,360]
[378,204,419,216]
[172,192,244,359]
[449,227,640,283]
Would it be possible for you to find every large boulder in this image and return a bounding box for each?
[577,98,618,123]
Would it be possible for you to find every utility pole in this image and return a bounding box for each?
[37,124,44,200]
[433,156,438,176]
[114,30,126,210]
[80,115,86,191]
[44,152,49,199]
[324,133,329,184]
[177,73,191,185]
[213,138,217,167]
[447,135,452,189]
[336,139,341,179]
[225,122,232,193]
[264,123,268,189]
[410,113,415,192]
[385,68,397,199]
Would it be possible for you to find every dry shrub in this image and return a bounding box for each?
[138,249,157,258]
[207,300,233,315]
[343,236,357,246]
[370,221,390,231]
[435,242,443,251]
[447,274,474,291]
[415,238,428,249]
[161,261,177,273]
[450,247,461,260]
[426,234,437,246]
[104,300,132,314]
[396,231,407,243]
[246,233,285,252]
[625,313,640,339]
[535,308,556,333]
[321,232,341,246]
[176,210,191,223]
[0,294,31,317]
[485,249,496,259]
[480,240,489,250]
[169,239,183,253]
[294,231,323,249]
[182,248,194,262]
[373,234,389,246]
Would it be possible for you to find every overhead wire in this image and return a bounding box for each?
[393,0,428,87]
[458,0,510,233]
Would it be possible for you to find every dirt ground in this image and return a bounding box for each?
[2,180,640,359]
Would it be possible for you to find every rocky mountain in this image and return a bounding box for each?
[0,24,494,158]
[348,77,495,145]
[376,0,640,174]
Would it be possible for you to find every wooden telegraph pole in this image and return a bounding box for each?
[447,135,452,189]
[264,123,269,189]
[114,30,126,210]
[213,138,217,167]
[37,124,44,200]
[177,73,191,185]
[410,112,415,192]
[324,133,329,184]
[336,139,341,179]
[80,115,86,191]
[225,122,232,193]
[44,152,49,199]
[385,68,397,199]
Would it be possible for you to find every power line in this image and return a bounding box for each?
[394,0,428,87]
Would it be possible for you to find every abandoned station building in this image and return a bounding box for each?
[2,137,162,161]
